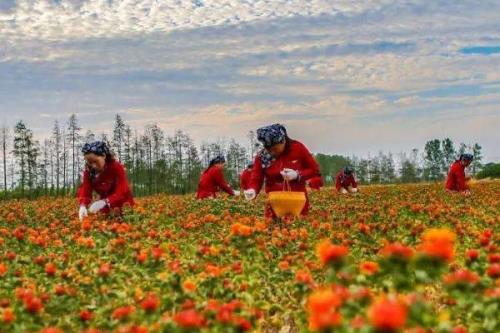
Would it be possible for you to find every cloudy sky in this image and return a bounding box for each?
[1,0,499,161]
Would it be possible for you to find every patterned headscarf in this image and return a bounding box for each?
[256,124,288,168]
[81,141,110,156]
[257,124,287,148]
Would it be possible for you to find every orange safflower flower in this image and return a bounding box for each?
[418,228,456,262]
[278,260,290,271]
[140,294,160,313]
[173,309,206,328]
[183,280,197,292]
[2,308,15,323]
[368,297,407,332]
[205,264,222,278]
[307,288,342,331]
[79,310,93,322]
[316,240,348,266]
[443,269,480,286]
[111,305,135,320]
[359,261,380,275]
[379,243,414,260]
[45,263,57,276]
[0,263,7,277]
[295,269,314,285]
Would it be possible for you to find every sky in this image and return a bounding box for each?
[0,0,499,161]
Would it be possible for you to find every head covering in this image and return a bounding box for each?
[82,141,110,156]
[344,166,354,175]
[209,155,226,166]
[459,153,474,161]
[256,124,287,148]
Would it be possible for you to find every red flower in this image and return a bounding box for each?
[2,308,15,323]
[465,249,479,261]
[359,261,379,275]
[379,243,414,260]
[295,269,314,285]
[111,305,135,320]
[316,240,348,266]
[173,309,206,328]
[487,263,500,279]
[45,263,57,276]
[79,310,93,322]
[140,294,160,313]
[24,296,43,314]
[453,326,468,333]
[488,253,500,263]
[98,263,111,277]
[368,297,407,332]
[443,269,480,286]
[307,288,343,331]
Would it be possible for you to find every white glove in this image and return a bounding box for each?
[79,205,88,221]
[244,189,256,200]
[351,187,358,193]
[89,200,108,213]
[340,188,348,194]
[280,168,298,181]
[233,190,241,196]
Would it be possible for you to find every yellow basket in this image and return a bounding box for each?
[267,190,306,217]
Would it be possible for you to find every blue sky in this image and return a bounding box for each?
[0,0,499,161]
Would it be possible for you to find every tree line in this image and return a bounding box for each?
[0,114,486,199]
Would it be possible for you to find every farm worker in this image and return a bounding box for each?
[196,155,240,199]
[335,166,358,194]
[240,163,254,191]
[445,153,473,194]
[78,141,135,221]
[243,123,320,218]
[307,175,324,190]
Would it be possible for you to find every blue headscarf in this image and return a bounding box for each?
[82,141,110,156]
[256,124,288,168]
[257,124,287,148]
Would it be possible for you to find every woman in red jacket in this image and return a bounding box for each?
[244,124,320,218]
[78,141,134,221]
[335,166,358,194]
[446,153,473,194]
[196,156,239,199]
[240,163,253,191]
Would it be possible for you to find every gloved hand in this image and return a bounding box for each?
[79,205,88,221]
[340,188,348,194]
[351,187,358,193]
[233,190,241,196]
[89,200,108,213]
[244,189,256,200]
[280,168,299,181]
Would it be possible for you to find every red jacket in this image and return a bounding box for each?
[250,140,320,216]
[196,166,235,199]
[308,176,324,190]
[445,161,469,192]
[78,160,135,211]
[240,168,252,190]
[335,171,357,191]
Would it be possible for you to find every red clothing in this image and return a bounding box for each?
[335,171,357,191]
[240,168,253,190]
[445,161,469,192]
[78,160,135,212]
[196,166,235,199]
[249,140,320,217]
[308,176,324,190]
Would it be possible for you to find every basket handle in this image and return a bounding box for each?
[282,179,291,192]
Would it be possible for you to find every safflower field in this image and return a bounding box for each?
[0,182,498,333]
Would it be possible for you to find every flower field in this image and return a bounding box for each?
[0,182,498,333]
